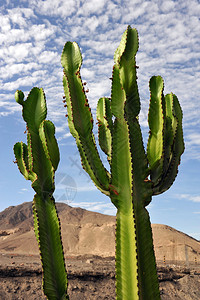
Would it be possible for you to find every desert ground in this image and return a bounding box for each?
[0,202,200,299]
[0,253,200,299]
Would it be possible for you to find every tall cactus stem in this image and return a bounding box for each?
[14,88,69,299]
[61,25,184,299]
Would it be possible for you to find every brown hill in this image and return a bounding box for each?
[0,202,200,265]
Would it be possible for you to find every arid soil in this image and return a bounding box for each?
[0,253,200,300]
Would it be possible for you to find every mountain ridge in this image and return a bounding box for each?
[0,201,200,264]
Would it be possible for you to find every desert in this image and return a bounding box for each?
[0,201,200,299]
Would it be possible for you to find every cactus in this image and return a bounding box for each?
[14,88,69,300]
[61,25,184,299]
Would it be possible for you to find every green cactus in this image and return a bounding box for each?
[14,88,69,300]
[61,25,184,299]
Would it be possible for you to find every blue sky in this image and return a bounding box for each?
[0,0,200,239]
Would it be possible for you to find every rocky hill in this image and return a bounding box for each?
[0,202,200,265]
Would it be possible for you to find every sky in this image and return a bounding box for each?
[0,0,200,240]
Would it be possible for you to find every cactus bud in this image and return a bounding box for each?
[15,90,24,105]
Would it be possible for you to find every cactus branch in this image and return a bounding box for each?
[152,93,184,195]
[147,76,165,185]
[97,97,112,163]
[61,42,110,195]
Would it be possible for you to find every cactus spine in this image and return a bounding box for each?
[14,88,69,300]
[61,25,184,299]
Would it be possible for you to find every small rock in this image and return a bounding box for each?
[72,285,79,291]
[86,259,93,264]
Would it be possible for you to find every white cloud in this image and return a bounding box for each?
[106,1,120,20]
[38,51,59,64]
[0,15,11,32]
[80,68,95,81]
[70,200,116,215]
[0,62,39,80]
[183,132,200,160]
[18,187,29,194]
[57,132,72,141]
[7,43,31,62]
[88,80,111,103]
[160,0,175,13]
[0,0,199,160]
[78,0,106,16]
[84,16,99,31]
[20,8,35,19]
[1,73,48,91]
[31,24,55,41]
[189,196,200,203]
[122,1,150,23]
[25,0,78,18]
[179,194,200,203]
[77,185,97,192]
[7,9,28,27]
[186,133,200,146]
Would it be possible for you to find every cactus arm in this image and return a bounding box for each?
[114,29,128,64]
[111,65,126,118]
[22,88,47,132]
[14,88,68,299]
[39,120,60,171]
[61,42,110,193]
[27,131,34,173]
[118,27,140,119]
[147,79,185,195]
[15,89,25,105]
[17,88,52,195]
[61,42,93,137]
[78,138,110,196]
[63,76,110,196]
[162,94,174,174]
[62,75,78,139]
[96,97,112,162]
[153,93,184,195]
[147,76,165,185]
[14,142,34,181]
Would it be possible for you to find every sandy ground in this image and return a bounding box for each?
[0,253,200,300]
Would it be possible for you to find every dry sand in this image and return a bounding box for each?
[0,253,200,299]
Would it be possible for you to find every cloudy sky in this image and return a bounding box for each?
[0,0,200,240]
